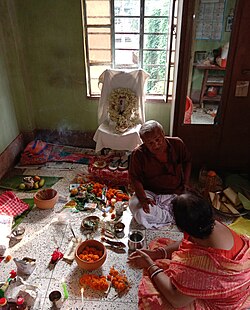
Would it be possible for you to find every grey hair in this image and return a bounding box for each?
[139,120,164,138]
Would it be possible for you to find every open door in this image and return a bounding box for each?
[172,0,250,172]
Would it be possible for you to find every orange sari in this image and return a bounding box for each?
[138,234,250,310]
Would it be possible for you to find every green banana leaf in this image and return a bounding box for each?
[0,175,62,192]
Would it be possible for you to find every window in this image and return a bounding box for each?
[81,0,177,100]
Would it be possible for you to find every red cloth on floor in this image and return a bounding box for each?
[20,140,52,165]
[88,159,129,187]
[0,191,29,216]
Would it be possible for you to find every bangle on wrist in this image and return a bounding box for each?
[150,268,163,279]
[157,247,168,259]
[147,263,157,272]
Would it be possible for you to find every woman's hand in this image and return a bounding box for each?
[127,249,156,269]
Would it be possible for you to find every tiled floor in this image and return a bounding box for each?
[0,163,185,310]
[191,104,218,124]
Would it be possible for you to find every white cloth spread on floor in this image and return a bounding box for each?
[129,191,176,229]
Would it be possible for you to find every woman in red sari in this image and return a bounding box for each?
[128,193,250,309]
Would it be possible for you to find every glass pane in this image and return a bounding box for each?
[171,51,175,63]
[147,78,165,95]
[90,78,102,94]
[89,49,111,63]
[90,65,111,79]
[168,81,173,96]
[144,34,168,49]
[87,16,110,25]
[115,34,139,49]
[144,0,170,16]
[89,33,111,49]
[115,49,139,66]
[169,66,174,80]
[86,0,110,25]
[144,17,169,33]
[143,50,167,66]
[144,65,166,80]
[114,0,140,16]
[89,28,110,33]
[115,17,140,32]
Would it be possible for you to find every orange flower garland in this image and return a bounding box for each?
[90,182,129,201]
[108,266,130,293]
[78,246,103,262]
[79,266,130,294]
[79,274,109,291]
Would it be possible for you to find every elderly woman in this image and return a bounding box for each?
[128,193,250,309]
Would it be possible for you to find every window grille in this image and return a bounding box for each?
[81,0,177,101]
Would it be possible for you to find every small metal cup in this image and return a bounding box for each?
[128,230,145,251]
[49,290,63,309]
[114,222,125,238]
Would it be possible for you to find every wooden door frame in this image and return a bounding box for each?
[172,0,246,171]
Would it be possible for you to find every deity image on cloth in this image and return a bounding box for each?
[119,96,126,114]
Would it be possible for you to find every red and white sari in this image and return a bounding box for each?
[138,233,250,310]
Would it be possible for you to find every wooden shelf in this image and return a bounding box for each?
[193,64,226,108]
[203,95,221,101]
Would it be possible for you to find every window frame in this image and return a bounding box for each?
[81,0,177,102]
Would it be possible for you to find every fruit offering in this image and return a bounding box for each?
[18,175,45,190]
[69,181,129,201]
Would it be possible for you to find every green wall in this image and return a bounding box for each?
[0,1,20,154]
[0,0,171,155]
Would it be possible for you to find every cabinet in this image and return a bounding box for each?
[194,64,226,108]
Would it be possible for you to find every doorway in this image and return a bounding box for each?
[172,0,250,172]
[184,0,236,125]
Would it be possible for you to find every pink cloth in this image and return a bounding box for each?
[0,191,29,216]
[138,236,250,310]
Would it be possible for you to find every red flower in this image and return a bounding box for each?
[9,270,17,278]
[50,248,64,264]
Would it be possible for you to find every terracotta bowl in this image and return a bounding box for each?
[75,239,107,270]
[34,188,59,210]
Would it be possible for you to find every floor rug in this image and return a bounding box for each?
[19,140,97,166]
